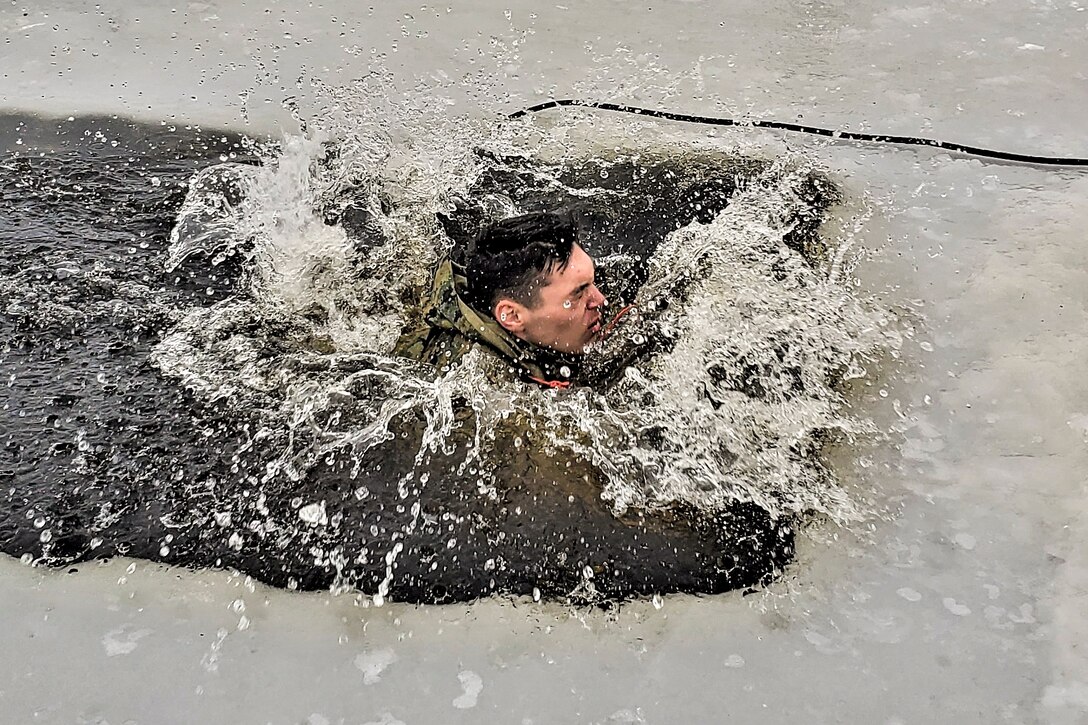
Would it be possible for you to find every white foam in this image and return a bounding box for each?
[452,670,483,709]
[354,648,397,685]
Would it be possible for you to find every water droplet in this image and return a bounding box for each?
[298,501,328,526]
[33,516,45,529]
[39,529,52,543]
[652,593,664,609]
[562,299,572,309]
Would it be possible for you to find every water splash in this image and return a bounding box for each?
[151,80,898,582]
[573,164,895,519]
[0,98,896,599]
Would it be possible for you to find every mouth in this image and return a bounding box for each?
[588,318,602,336]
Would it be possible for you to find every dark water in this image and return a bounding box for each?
[0,114,849,603]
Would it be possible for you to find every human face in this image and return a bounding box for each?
[495,244,608,355]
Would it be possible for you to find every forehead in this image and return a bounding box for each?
[545,244,594,287]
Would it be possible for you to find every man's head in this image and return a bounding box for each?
[464,211,607,356]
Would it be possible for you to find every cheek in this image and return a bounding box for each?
[543,304,580,324]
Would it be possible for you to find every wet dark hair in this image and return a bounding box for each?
[463,211,577,313]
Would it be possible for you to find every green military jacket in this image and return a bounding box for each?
[392,258,582,388]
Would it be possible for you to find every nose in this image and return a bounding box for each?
[587,285,607,310]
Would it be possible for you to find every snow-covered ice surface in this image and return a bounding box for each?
[2,1,1087,723]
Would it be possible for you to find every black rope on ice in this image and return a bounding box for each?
[508,99,1088,168]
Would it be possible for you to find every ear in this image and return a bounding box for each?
[493,299,528,333]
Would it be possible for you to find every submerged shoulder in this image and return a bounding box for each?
[394,324,478,371]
